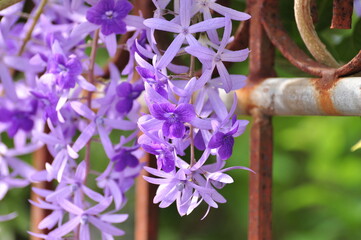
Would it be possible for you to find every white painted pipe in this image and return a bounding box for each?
[236,77,361,116]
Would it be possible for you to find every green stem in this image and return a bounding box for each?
[18,0,48,56]
[0,0,22,11]
[84,29,100,183]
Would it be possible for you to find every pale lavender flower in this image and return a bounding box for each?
[185,17,249,92]
[144,0,226,68]
[45,161,104,206]
[48,197,127,239]
[70,101,137,157]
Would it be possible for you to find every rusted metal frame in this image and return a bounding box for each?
[135,154,159,240]
[261,0,361,77]
[30,145,53,240]
[331,0,354,29]
[248,108,273,240]
[246,0,275,239]
[294,0,340,68]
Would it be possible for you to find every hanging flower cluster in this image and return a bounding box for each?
[0,0,251,239]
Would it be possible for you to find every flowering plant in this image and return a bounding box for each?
[0,0,251,239]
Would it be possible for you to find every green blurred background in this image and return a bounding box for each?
[1,0,361,239]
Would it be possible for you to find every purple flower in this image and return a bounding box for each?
[151,102,196,138]
[185,17,249,92]
[31,91,59,124]
[48,198,126,239]
[47,54,82,90]
[0,101,37,138]
[115,81,143,115]
[142,143,175,172]
[144,0,226,68]
[111,147,139,172]
[86,0,133,36]
[208,119,248,160]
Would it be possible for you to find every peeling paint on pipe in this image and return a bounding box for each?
[236,77,361,116]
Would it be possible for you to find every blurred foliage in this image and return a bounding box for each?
[1,0,361,239]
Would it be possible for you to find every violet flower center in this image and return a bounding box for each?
[182,27,189,35]
[104,10,116,19]
[80,215,89,225]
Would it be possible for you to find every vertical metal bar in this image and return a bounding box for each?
[247,0,276,82]
[30,146,52,240]
[135,154,159,240]
[132,1,159,239]
[246,0,275,239]
[248,109,273,240]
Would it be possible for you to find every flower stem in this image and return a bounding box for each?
[0,0,22,11]
[84,29,100,183]
[18,0,48,56]
[189,55,196,166]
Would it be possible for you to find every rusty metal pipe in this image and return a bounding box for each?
[236,77,361,116]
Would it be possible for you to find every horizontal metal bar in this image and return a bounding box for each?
[236,77,361,116]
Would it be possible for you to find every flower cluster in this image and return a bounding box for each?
[0,0,251,238]
[137,0,252,217]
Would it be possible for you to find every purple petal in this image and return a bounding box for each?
[160,153,175,172]
[86,197,112,215]
[114,0,133,17]
[103,118,137,130]
[208,132,225,149]
[189,17,225,33]
[116,81,132,97]
[210,3,251,21]
[98,126,114,158]
[0,108,12,122]
[70,101,95,120]
[104,33,117,57]
[156,34,185,69]
[169,121,186,138]
[151,103,175,120]
[174,103,196,122]
[162,121,171,137]
[115,98,134,115]
[194,130,206,151]
[101,214,128,223]
[80,224,90,240]
[48,216,81,238]
[72,122,97,152]
[180,0,191,27]
[221,48,250,62]
[216,62,232,92]
[143,18,182,33]
[89,216,125,236]
[218,136,234,160]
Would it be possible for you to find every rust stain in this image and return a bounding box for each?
[236,80,261,115]
[311,71,341,115]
